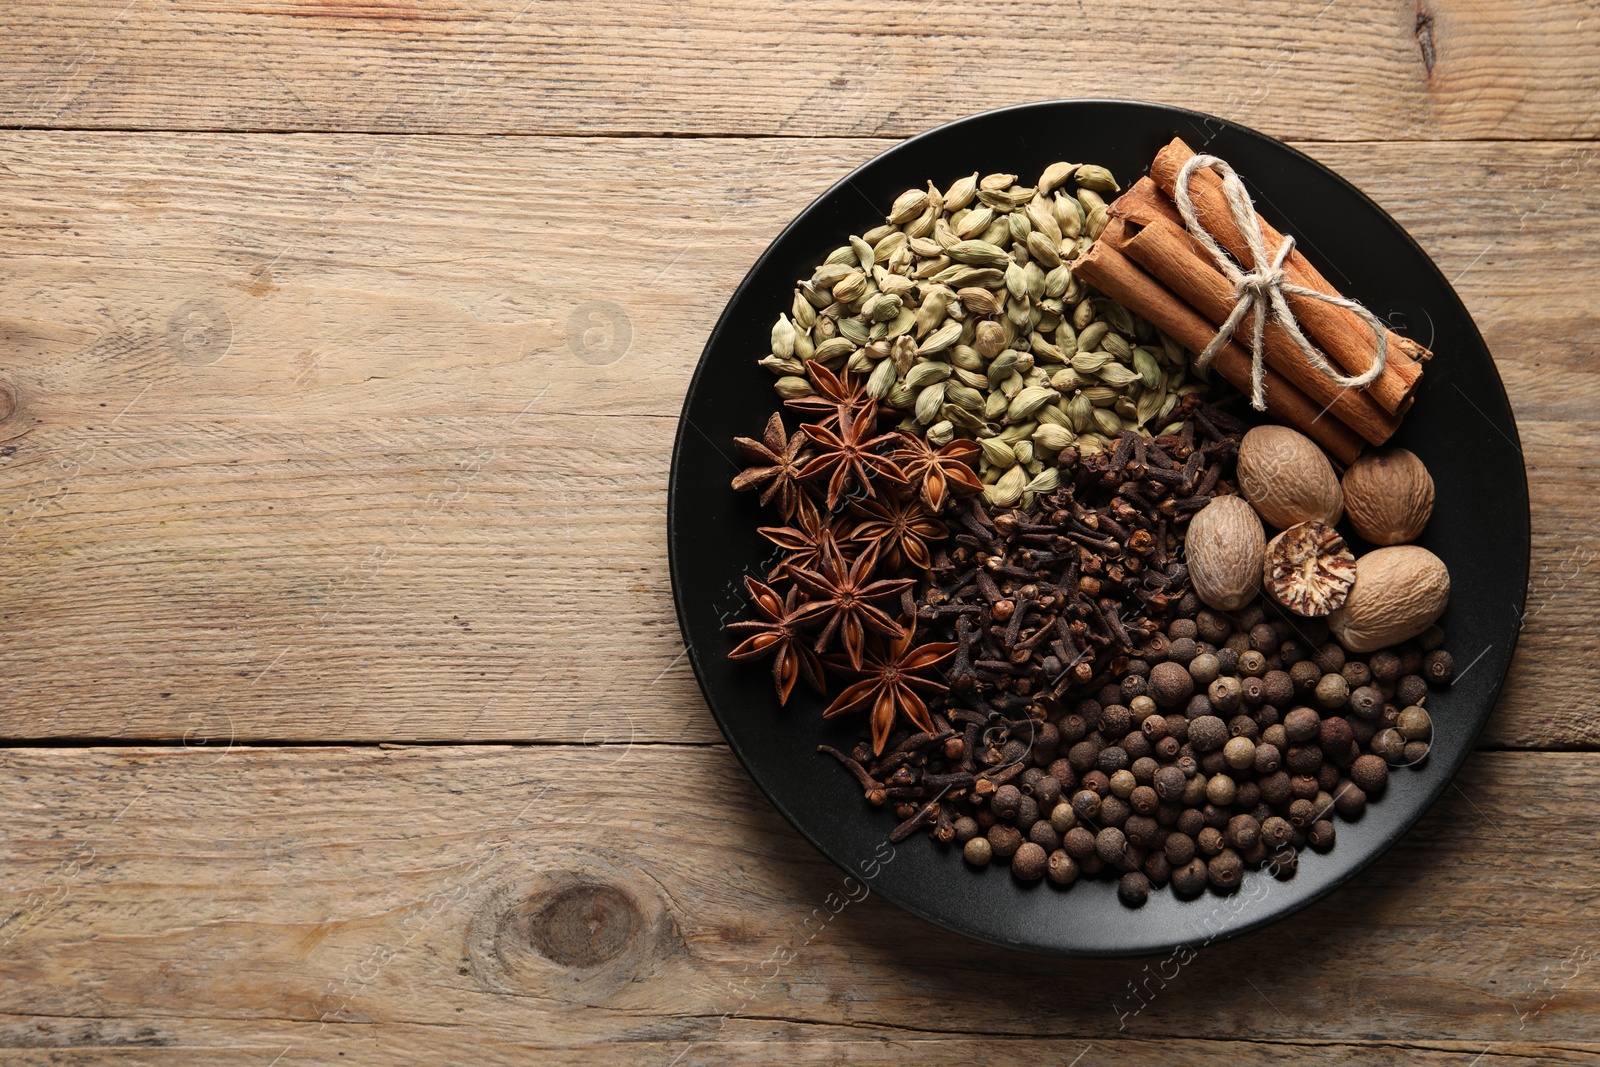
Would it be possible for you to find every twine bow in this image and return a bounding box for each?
[1172,154,1388,411]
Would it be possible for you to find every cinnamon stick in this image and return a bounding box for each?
[1112,215,1401,447]
[1148,138,1424,414]
[1073,220,1363,463]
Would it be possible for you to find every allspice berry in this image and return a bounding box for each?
[1011,842,1047,882]
[1397,705,1433,741]
[1314,672,1351,709]
[988,823,1023,860]
[1208,675,1243,713]
[1148,661,1195,707]
[1047,850,1079,885]
[964,836,993,866]
[1207,848,1245,889]
[1172,857,1209,895]
[1349,685,1384,720]
[1307,819,1337,852]
[1154,765,1188,800]
[1118,871,1152,906]
[1188,715,1229,753]
[991,784,1023,820]
[1224,735,1257,771]
[1350,753,1390,793]
[1424,649,1455,686]
[1284,706,1321,743]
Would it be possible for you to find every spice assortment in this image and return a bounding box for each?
[724,153,1456,907]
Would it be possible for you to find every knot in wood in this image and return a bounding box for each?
[523,881,641,969]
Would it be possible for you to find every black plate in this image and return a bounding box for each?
[667,100,1529,956]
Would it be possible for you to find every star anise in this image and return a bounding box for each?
[725,575,825,705]
[797,406,908,510]
[788,542,914,670]
[758,494,852,580]
[731,411,811,520]
[847,491,948,572]
[823,622,958,755]
[890,433,982,513]
[783,362,880,432]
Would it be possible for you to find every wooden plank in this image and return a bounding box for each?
[2,1,1599,141]
[0,745,1596,1063]
[0,133,1594,745]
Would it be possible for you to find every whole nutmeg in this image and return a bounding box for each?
[1186,496,1266,611]
[1237,425,1344,529]
[1329,546,1451,653]
[1342,447,1435,545]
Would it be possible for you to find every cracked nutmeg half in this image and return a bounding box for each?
[1264,522,1358,617]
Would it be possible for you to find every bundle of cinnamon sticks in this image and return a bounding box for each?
[1071,138,1430,463]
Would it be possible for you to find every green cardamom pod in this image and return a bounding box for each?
[986,349,1019,384]
[850,235,875,272]
[888,188,929,225]
[915,382,948,424]
[1007,385,1057,422]
[1032,423,1076,451]
[1049,368,1087,393]
[1004,261,1027,301]
[947,239,1012,269]
[886,382,915,409]
[1132,349,1163,389]
[903,361,952,390]
[926,420,955,447]
[866,357,898,399]
[1023,262,1047,302]
[1025,199,1062,243]
[1077,320,1110,353]
[846,346,875,374]
[998,420,1037,445]
[1013,440,1035,466]
[949,344,984,373]
[1038,161,1076,194]
[1072,351,1112,374]
[1030,333,1066,364]
[1072,299,1097,331]
[1158,391,1180,423]
[873,231,908,265]
[984,389,1009,421]
[1073,164,1120,193]
[1081,385,1120,406]
[1007,211,1031,245]
[774,376,813,400]
[946,382,985,411]
[870,294,903,323]
[917,320,962,355]
[1026,230,1062,268]
[1054,193,1084,239]
[1114,396,1138,421]
[1091,406,1122,437]
[1066,392,1094,432]
[985,464,1028,507]
[770,314,796,359]
[812,337,855,363]
[1044,265,1071,302]
[1024,467,1060,494]
[953,366,988,390]
[838,317,870,347]
[941,403,986,431]
[948,267,1005,289]
[975,320,1007,360]
[979,437,1017,468]
[1101,331,1132,360]
[944,173,979,212]
[1085,203,1110,241]
[1097,363,1141,388]
[1135,386,1164,426]
[884,307,917,339]
[954,207,995,240]
[759,354,805,376]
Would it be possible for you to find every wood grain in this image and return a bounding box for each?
[0,745,1596,1063]
[0,132,1595,746]
[2,1,1599,141]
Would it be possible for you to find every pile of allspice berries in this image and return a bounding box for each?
[961,426,1456,905]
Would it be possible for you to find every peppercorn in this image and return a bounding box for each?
[1155,736,1180,760]
[1397,643,1424,676]
[1283,707,1321,743]
[1107,768,1136,799]
[1261,723,1289,750]
[1340,660,1372,690]
[1237,650,1266,677]
[1205,773,1236,807]
[1286,744,1324,775]
[1248,623,1279,653]
[1131,756,1159,785]
[1198,750,1227,777]
[1257,815,1291,849]
[1312,672,1349,710]
[1047,849,1079,885]
[1196,826,1224,856]
[1290,774,1319,800]
[1118,871,1151,906]
[1215,646,1241,675]
[1126,658,1151,679]
[1058,714,1089,745]
[1029,819,1061,853]
[1062,826,1096,860]
[1096,684,1123,709]
[1014,796,1040,830]
[964,836,993,866]
[975,809,997,830]
[1289,660,1323,696]
[1196,610,1232,644]
[1223,735,1256,772]
[1350,717,1377,746]
[1182,694,1210,720]
[1081,770,1110,795]
[1167,617,1197,641]
[1285,798,1316,828]
[1206,675,1242,714]
[1100,703,1132,737]
[1332,780,1366,819]
[990,784,1022,820]
[1307,819,1336,852]
[1172,856,1209,895]
[1067,739,1101,774]
[1189,715,1229,753]
[1100,795,1131,828]
[1012,841,1047,881]
[1228,714,1259,741]
[1168,636,1198,666]
[1368,649,1401,683]
[1395,674,1428,708]
[1097,746,1131,777]
[1142,633,1171,663]
[1397,705,1432,741]
[1347,685,1383,720]
[1348,752,1389,792]
[1414,623,1443,651]
[1001,739,1029,765]
[1142,852,1172,887]
[1402,740,1430,764]
[1070,790,1100,822]
[1208,848,1244,889]
[988,823,1024,860]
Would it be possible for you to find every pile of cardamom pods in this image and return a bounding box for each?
[760,162,1209,509]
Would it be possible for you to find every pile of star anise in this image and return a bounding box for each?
[727,362,985,755]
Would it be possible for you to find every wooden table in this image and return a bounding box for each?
[1,3,1597,1062]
